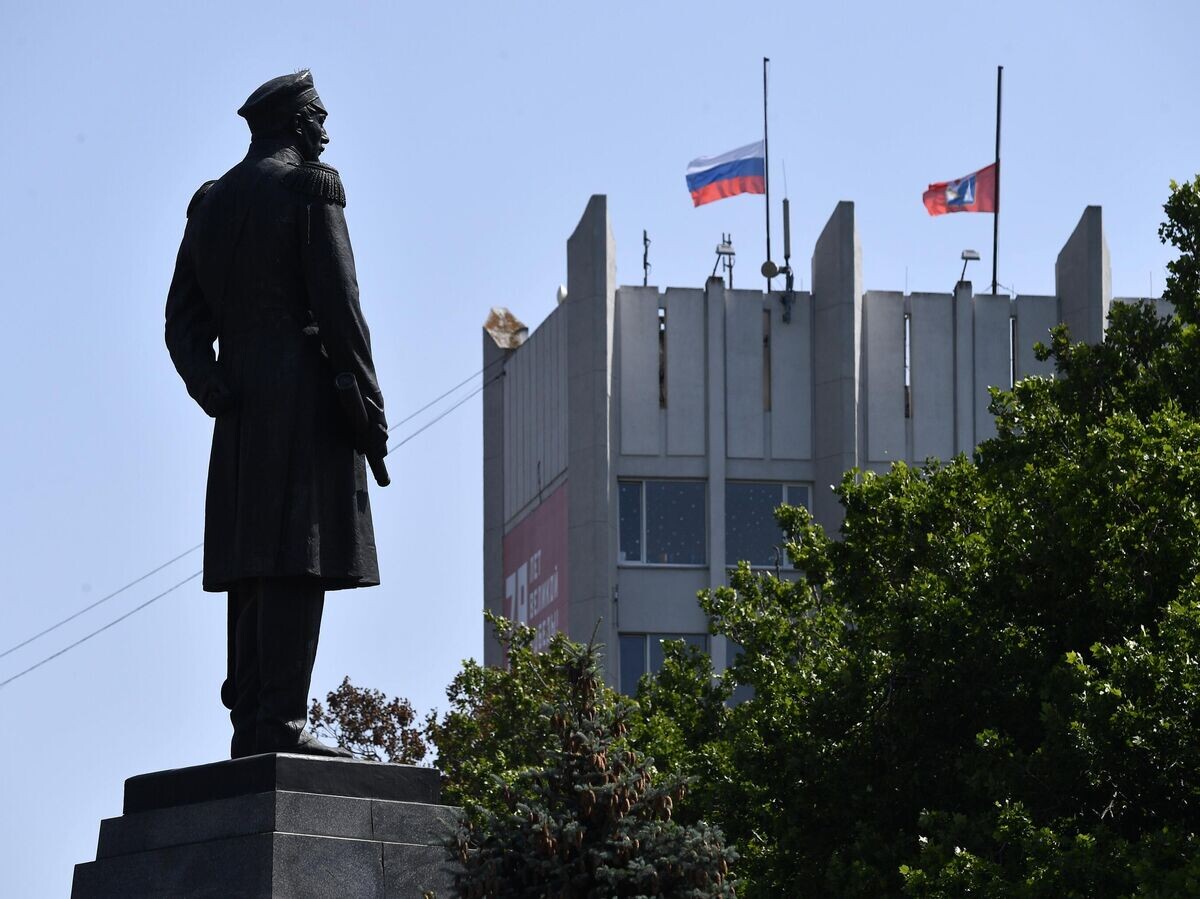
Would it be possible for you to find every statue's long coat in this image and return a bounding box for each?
[166,140,383,592]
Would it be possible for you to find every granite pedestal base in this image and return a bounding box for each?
[71,753,460,898]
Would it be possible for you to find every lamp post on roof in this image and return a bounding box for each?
[959,248,981,284]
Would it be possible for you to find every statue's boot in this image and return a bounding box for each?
[253,578,352,758]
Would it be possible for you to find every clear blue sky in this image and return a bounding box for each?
[2,2,1197,893]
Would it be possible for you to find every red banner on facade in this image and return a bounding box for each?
[504,482,569,652]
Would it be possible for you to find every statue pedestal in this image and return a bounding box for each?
[71,754,459,898]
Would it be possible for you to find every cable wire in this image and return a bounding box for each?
[387,355,505,433]
[0,570,203,690]
[387,371,502,452]
[0,542,203,660]
[0,362,505,689]
[1,361,501,660]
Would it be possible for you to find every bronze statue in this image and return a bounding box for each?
[166,71,388,759]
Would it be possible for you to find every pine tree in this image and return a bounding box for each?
[450,638,736,898]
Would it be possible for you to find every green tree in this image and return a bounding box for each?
[310,614,594,807]
[631,177,1200,896]
[425,613,607,811]
[320,180,1200,897]
[450,635,736,898]
[309,676,427,764]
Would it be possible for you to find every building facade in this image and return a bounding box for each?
[482,195,1165,690]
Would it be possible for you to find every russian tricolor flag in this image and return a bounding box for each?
[686,141,766,207]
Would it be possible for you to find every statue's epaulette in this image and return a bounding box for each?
[283,161,346,208]
[186,180,217,218]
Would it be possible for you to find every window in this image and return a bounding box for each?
[724,482,811,567]
[619,633,708,695]
[618,480,706,565]
[618,481,642,562]
[726,640,755,705]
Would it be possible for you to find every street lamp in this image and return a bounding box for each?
[959,249,981,283]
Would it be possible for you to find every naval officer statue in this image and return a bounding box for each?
[166,71,388,758]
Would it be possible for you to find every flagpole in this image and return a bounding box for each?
[992,65,1002,295]
[763,56,772,291]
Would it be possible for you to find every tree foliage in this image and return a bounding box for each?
[318,179,1200,897]
[450,635,736,898]
[309,676,426,764]
[315,619,735,897]
[425,612,600,811]
[629,177,1200,897]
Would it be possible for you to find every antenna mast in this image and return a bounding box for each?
[763,57,772,291]
[780,198,795,322]
[643,230,651,287]
[992,65,1003,296]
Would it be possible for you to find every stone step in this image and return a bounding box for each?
[98,789,459,858]
[72,754,461,898]
[73,831,455,899]
[123,752,441,813]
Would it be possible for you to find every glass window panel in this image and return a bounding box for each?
[645,481,706,565]
[682,633,708,655]
[618,481,642,563]
[649,633,708,674]
[785,483,811,509]
[725,482,784,566]
[619,635,646,695]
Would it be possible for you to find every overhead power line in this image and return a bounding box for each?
[387,371,501,452]
[387,355,505,433]
[0,361,504,691]
[3,362,497,661]
[0,571,202,690]
[0,542,203,660]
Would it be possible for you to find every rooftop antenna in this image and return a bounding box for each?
[761,196,796,322]
[713,233,736,287]
[643,229,651,287]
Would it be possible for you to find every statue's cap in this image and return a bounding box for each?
[238,70,325,135]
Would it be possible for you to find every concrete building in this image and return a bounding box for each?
[482,195,1165,691]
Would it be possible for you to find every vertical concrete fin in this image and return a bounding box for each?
[973,293,1012,443]
[725,290,766,458]
[1014,295,1057,380]
[664,288,706,455]
[705,276,728,673]
[568,195,616,306]
[482,327,510,666]
[565,196,617,676]
[953,280,975,454]
[616,287,662,456]
[810,201,862,532]
[909,293,956,463]
[769,290,813,460]
[1055,205,1112,345]
[863,291,906,465]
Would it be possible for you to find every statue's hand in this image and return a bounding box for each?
[200,369,235,418]
[365,422,389,459]
[363,397,389,457]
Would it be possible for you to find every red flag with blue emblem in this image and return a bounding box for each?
[923,162,998,215]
